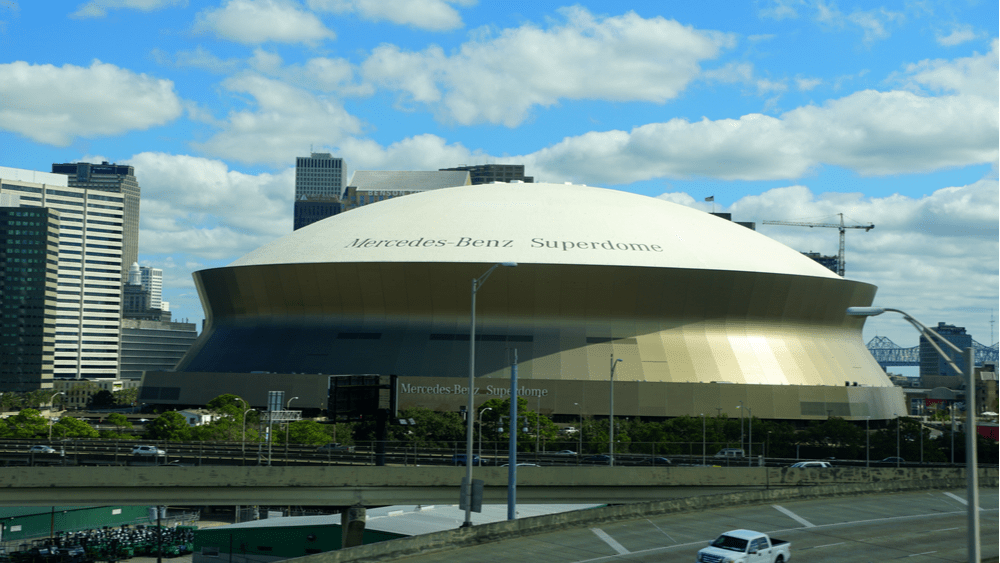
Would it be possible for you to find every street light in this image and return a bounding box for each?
[700,413,706,466]
[865,416,870,469]
[236,397,249,461]
[609,355,623,467]
[737,401,744,453]
[463,261,516,528]
[478,407,492,465]
[847,306,980,562]
[575,402,583,458]
[48,392,65,440]
[747,406,753,467]
[284,397,299,459]
[894,413,901,468]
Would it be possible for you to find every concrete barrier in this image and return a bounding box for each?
[299,472,998,563]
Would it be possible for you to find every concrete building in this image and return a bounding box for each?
[439,164,533,185]
[340,170,471,213]
[293,153,344,230]
[0,201,59,391]
[51,162,140,283]
[1,167,124,380]
[144,182,904,420]
[119,318,198,380]
[801,251,839,274]
[140,265,163,309]
[52,377,140,410]
[920,322,973,378]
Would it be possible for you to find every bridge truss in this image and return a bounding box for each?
[865,336,999,367]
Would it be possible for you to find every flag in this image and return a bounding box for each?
[705,196,714,202]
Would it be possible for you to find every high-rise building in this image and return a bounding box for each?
[341,170,471,212]
[119,318,198,380]
[140,266,162,309]
[0,200,60,391]
[293,153,345,230]
[919,322,974,378]
[438,164,533,184]
[1,166,124,380]
[51,161,140,283]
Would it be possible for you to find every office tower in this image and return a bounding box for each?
[140,265,162,309]
[293,153,344,230]
[0,200,59,391]
[1,166,124,379]
[919,322,974,378]
[438,164,533,184]
[341,170,471,212]
[119,318,197,380]
[51,161,140,283]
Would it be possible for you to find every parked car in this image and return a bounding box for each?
[634,457,672,466]
[697,529,791,563]
[317,443,355,453]
[28,445,57,454]
[790,461,832,468]
[131,445,166,456]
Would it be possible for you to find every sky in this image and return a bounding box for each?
[1,0,997,370]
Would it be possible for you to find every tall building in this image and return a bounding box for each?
[51,161,140,283]
[801,251,839,274]
[140,266,162,309]
[293,153,344,230]
[919,322,974,378]
[438,164,533,184]
[341,170,471,212]
[0,200,59,391]
[1,166,124,380]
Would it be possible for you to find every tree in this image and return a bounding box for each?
[144,412,191,441]
[89,390,116,409]
[282,420,334,445]
[113,388,138,407]
[51,417,99,439]
[0,409,49,438]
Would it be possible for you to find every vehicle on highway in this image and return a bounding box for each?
[789,461,831,468]
[697,529,791,563]
[317,442,355,453]
[28,445,57,454]
[451,453,480,466]
[634,457,672,466]
[501,463,540,467]
[553,450,577,455]
[582,454,611,463]
[714,448,746,458]
[131,445,166,456]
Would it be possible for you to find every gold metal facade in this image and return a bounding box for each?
[172,261,905,420]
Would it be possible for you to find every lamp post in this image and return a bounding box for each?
[48,392,65,440]
[284,397,298,460]
[865,416,870,469]
[737,401,744,453]
[574,402,582,458]
[747,406,753,467]
[701,413,706,466]
[478,407,492,465]
[847,306,979,562]
[236,397,249,461]
[894,413,901,467]
[463,262,516,528]
[609,355,623,467]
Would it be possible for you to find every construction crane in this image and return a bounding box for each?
[762,213,874,277]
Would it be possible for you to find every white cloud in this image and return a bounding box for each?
[193,74,363,165]
[126,152,294,259]
[70,0,186,18]
[936,25,976,47]
[248,48,373,95]
[194,0,335,45]
[661,178,999,343]
[521,46,998,183]
[758,0,803,20]
[307,0,474,31]
[795,77,822,91]
[153,46,242,74]
[361,6,734,126]
[0,60,182,146]
[338,133,477,171]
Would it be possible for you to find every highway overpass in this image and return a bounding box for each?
[0,465,994,507]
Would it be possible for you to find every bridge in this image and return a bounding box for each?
[0,465,994,507]
[866,336,998,367]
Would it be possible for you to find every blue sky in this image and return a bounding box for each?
[1,0,997,366]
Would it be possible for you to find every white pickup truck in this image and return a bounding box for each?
[696,529,791,563]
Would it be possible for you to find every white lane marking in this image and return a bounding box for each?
[644,518,676,544]
[944,492,967,505]
[772,504,815,527]
[590,528,630,555]
[908,552,937,557]
[811,542,846,549]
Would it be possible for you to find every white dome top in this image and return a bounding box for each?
[231,182,839,278]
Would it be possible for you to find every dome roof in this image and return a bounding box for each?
[231,182,839,278]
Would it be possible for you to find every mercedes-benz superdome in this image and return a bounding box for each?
[145,182,904,420]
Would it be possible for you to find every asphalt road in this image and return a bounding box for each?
[392,488,998,563]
